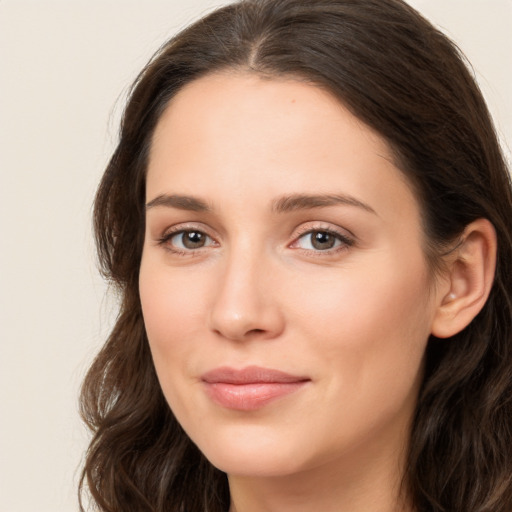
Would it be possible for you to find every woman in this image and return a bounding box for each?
[79,0,512,511]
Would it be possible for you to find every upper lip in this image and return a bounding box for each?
[201,365,309,384]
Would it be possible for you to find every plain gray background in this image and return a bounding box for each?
[0,1,510,511]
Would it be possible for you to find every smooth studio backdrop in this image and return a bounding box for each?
[0,1,510,511]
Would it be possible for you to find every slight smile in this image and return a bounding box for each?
[201,366,311,411]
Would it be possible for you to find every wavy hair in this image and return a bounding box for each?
[80,0,512,510]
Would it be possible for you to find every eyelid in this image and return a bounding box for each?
[289,223,355,253]
[153,221,355,256]
[293,222,354,239]
[156,223,219,254]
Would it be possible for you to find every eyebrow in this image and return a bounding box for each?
[145,192,377,215]
[272,193,377,215]
[145,194,211,212]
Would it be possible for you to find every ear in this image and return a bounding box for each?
[431,218,497,339]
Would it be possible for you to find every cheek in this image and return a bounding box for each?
[139,259,211,424]
[286,259,431,453]
[291,251,432,397]
[139,258,206,370]
[293,253,431,342]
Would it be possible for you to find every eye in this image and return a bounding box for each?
[293,229,352,251]
[164,230,215,251]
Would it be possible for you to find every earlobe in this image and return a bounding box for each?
[431,218,497,339]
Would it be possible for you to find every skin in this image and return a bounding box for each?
[139,72,457,512]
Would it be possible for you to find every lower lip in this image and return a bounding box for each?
[203,381,307,411]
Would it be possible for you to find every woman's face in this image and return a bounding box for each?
[140,73,439,478]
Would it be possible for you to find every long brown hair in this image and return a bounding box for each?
[80,1,512,510]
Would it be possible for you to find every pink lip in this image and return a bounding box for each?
[201,366,309,411]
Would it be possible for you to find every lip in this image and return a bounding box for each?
[201,366,310,411]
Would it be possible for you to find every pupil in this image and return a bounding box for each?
[183,231,205,249]
[312,231,335,250]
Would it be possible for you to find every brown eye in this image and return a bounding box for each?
[310,231,337,250]
[168,230,214,250]
[294,229,352,252]
[182,231,206,249]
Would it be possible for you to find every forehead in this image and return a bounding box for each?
[150,72,393,162]
[146,72,418,224]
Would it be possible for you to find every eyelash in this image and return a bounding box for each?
[291,226,354,256]
[156,224,354,257]
[157,225,217,257]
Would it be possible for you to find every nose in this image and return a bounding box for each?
[208,249,285,342]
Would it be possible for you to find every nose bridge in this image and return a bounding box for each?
[209,238,283,341]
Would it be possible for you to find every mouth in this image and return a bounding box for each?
[201,365,310,411]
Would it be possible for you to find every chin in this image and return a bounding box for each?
[191,424,312,477]
[207,451,307,478]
